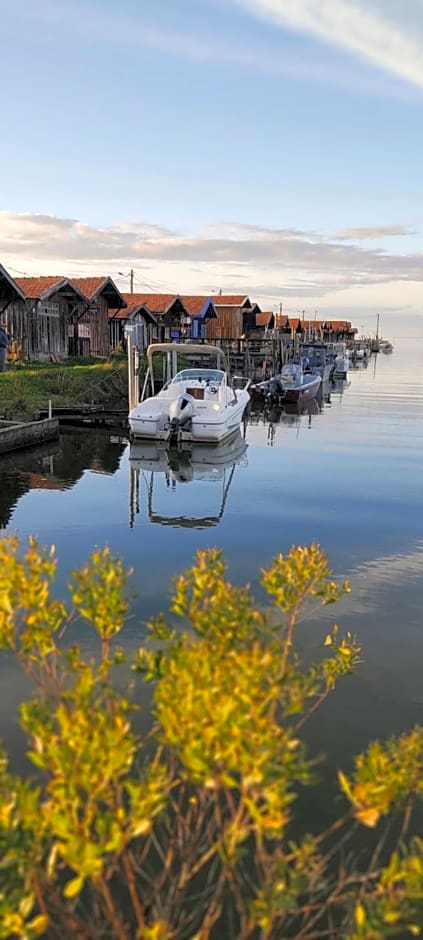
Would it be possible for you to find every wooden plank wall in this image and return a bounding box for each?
[80,297,109,358]
[206,306,243,339]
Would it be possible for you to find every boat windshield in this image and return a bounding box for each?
[171,368,225,385]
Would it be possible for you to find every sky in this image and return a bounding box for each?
[1,0,423,334]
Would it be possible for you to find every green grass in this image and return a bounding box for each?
[0,358,128,419]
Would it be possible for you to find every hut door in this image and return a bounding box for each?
[38,303,62,358]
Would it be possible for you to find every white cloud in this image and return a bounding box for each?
[1,211,423,320]
[232,0,423,88]
[335,225,414,241]
[5,0,421,99]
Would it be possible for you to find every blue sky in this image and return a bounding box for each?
[1,0,423,331]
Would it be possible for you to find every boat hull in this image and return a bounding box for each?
[282,375,321,403]
[129,392,249,444]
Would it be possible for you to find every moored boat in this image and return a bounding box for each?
[279,362,322,402]
[300,343,333,382]
[129,343,251,445]
[329,342,350,379]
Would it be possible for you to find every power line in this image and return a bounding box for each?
[7,265,28,276]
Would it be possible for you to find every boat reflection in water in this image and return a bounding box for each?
[128,430,248,528]
[248,398,324,447]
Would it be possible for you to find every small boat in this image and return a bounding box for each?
[300,344,333,382]
[279,362,322,402]
[351,344,370,362]
[129,343,251,445]
[330,342,350,379]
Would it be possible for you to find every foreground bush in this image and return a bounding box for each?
[0,537,422,939]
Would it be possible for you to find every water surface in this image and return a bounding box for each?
[1,340,422,778]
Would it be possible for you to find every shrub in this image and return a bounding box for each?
[0,537,422,939]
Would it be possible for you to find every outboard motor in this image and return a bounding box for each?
[266,378,283,400]
[168,393,194,441]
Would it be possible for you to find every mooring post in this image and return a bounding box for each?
[127,332,134,411]
[134,346,140,405]
[48,400,52,419]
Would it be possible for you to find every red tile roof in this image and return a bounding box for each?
[108,298,155,321]
[70,277,109,299]
[120,292,180,314]
[71,277,125,307]
[15,276,67,299]
[212,294,250,306]
[283,317,355,332]
[180,296,215,316]
[256,311,274,327]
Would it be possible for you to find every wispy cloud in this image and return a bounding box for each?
[232,0,423,88]
[5,0,421,99]
[1,212,423,310]
[335,225,415,241]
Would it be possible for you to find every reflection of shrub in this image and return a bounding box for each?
[0,538,422,939]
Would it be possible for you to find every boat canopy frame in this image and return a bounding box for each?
[142,342,230,401]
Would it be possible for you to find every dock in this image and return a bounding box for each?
[0,418,59,455]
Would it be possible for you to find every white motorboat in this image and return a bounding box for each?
[128,343,251,445]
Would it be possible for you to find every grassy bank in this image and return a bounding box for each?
[0,358,128,420]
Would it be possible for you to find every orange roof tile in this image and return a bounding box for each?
[109,299,156,321]
[211,294,250,306]
[15,276,68,299]
[283,317,355,331]
[119,292,181,314]
[70,277,109,299]
[256,311,274,327]
[71,277,125,307]
[180,296,216,316]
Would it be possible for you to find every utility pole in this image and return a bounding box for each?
[119,270,135,294]
[376,312,380,341]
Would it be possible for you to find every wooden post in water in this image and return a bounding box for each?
[134,345,140,406]
[127,331,134,412]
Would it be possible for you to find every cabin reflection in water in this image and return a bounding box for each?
[0,430,126,529]
[128,431,248,529]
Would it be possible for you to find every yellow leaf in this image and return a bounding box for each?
[355,806,381,828]
[355,903,366,928]
[63,875,84,898]
[28,914,50,935]
[324,634,333,646]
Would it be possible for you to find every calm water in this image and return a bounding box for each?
[1,340,423,780]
